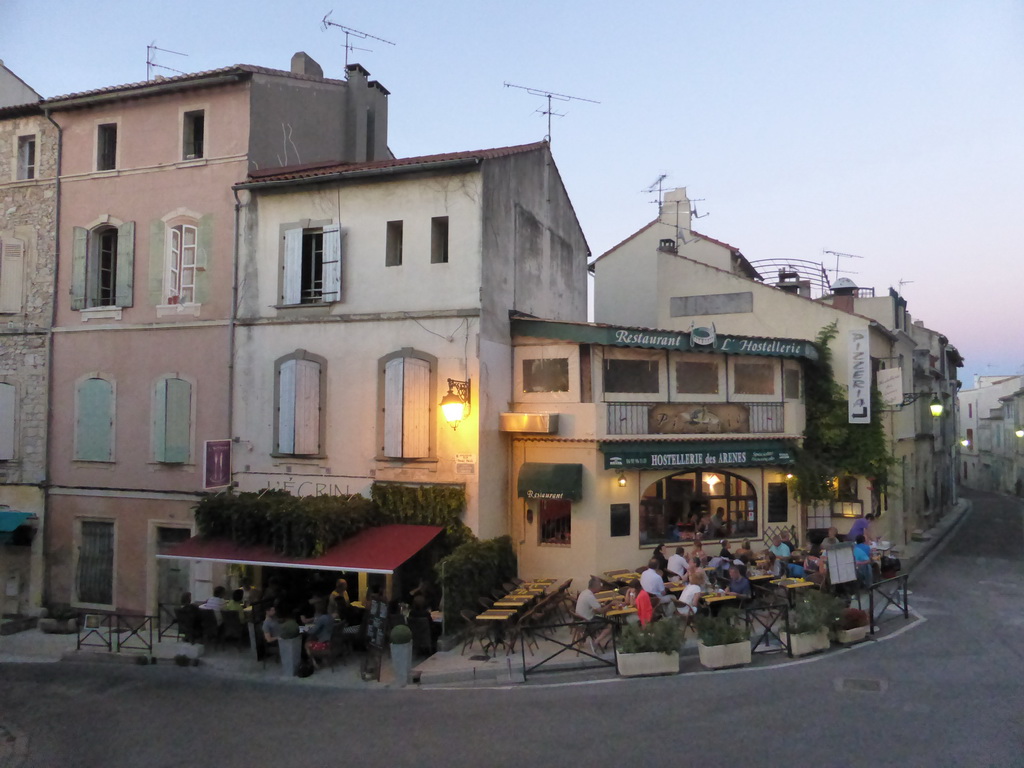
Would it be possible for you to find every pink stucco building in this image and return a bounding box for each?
[45,55,390,614]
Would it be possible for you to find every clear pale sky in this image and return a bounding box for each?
[3,1,1021,384]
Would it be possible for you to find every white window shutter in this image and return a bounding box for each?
[0,382,15,461]
[293,359,320,454]
[277,359,296,454]
[383,358,404,457]
[403,358,430,458]
[114,221,135,307]
[322,225,342,302]
[282,229,302,305]
[0,240,25,313]
[70,228,88,310]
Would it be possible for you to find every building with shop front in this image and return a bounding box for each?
[506,314,814,582]
[228,140,588,596]
[0,67,54,614]
[43,54,392,615]
[590,187,962,554]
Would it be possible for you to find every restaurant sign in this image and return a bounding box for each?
[511,318,818,361]
[601,440,796,470]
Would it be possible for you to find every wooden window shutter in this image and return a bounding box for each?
[152,379,168,462]
[0,382,15,461]
[76,378,113,462]
[322,224,342,302]
[383,357,404,458]
[71,227,89,310]
[0,239,25,313]
[282,229,302,305]
[293,359,321,455]
[402,357,430,458]
[277,359,296,454]
[163,378,192,463]
[114,221,135,307]
[148,220,166,306]
[195,214,214,304]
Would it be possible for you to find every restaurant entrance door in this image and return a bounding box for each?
[156,527,191,607]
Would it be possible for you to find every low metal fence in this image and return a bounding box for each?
[743,597,792,657]
[76,612,158,654]
[158,603,180,641]
[867,573,910,635]
[520,619,617,680]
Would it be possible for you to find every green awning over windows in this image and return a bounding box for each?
[517,463,584,501]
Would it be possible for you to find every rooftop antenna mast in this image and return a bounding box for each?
[321,13,395,70]
[897,278,914,293]
[503,82,599,143]
[823,249,863,281]
[146,43,187,81]
[643,174,668,210]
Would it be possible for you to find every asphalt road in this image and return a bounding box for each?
[1,489,1021,768]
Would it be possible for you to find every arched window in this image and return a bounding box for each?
[70,223,135,309]
[274,351,325,456]
[75,375,114,462]
[639,469,758,545]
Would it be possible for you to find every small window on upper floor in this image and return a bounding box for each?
[96,123,117,171]
[604,358,659,393]
[783,364,802,400]
[523,358,569,393]
[733,360,776,396]
[676,360,720,395]
[17,135,35,180]
[282,225,341,305]
[431,217,449,264]
[386,220,403,267]
[166,223,197,304]
[183,110,205,160]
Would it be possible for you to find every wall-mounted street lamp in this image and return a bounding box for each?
[897,392,944,417]
[440,378,471,429]
[1016,428,1024,438]
[960,438,970,447]
[616,471,627,488]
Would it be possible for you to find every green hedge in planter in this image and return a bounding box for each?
[695,608,748,647]
[618,618,683,654]
[193,483,468,559]
[790,590,845,635]
[435,535,517,627]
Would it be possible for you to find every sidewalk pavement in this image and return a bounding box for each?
[0,498,970,689]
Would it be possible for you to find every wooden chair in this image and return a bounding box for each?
[478,596,494,611]
[220,611,246,648]
[309,621,348,673]
[199,609,222,650]
[459,609,491,656]
[174,607,199,644]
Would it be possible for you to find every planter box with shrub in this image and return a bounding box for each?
[695,608,751,670]
[615,618,682,677]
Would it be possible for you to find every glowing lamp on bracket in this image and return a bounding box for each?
[440,378,471,429]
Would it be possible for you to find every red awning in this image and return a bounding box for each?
[155,524,443,575]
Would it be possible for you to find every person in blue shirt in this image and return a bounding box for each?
[728,564,752,597]
[853,535,874,588]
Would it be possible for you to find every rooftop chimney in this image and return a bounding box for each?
[290,52,324,79]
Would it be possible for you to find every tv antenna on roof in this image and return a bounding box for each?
[146,43,187,81]
[823,249,862,281]
[321,13,395,69]
[503,82,599,143]
[643,174,669,208]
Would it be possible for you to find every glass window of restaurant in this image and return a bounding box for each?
[537,499,571,546]
[602,349,665,402]
[639,469,758,545]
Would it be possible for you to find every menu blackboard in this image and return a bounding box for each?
[367,598,388,650]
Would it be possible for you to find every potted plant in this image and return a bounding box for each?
[781,591,843,657]
[695,609,751,669]
[615,618,682,677]
[278,616,302,676]
[390,623,413,687]
[834,607,870,644]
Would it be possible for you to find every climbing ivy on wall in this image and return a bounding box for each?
[791,322,894,503]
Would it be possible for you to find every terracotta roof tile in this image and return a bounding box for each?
[241,141,549,185]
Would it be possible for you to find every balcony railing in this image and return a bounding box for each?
[606,402,786,436]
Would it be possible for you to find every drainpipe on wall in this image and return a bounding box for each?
[229,189,245,483]
[41,106,62,608]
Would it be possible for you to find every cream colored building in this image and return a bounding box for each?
[230,142,589,589]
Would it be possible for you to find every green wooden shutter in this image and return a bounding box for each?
[152,379,167,462]
[71,227,88,310]
[195,214,214,304]
[164,378,192,463]
[114,221,134,307]
[148,220,166,305]
[76,378,113,461]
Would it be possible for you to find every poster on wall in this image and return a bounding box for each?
[847,328,871,424]
[204,440,232,489]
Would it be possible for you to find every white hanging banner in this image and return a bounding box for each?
[848,328,871,424]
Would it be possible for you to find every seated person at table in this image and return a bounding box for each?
[328,579,353,621]
[652,544,669,573]
[224,588,246,623]
[639,559,675,617]
[780,529,795,550]
[769,535,791,559]
[691,539,707,566]
[803,546,826,586]
[200,585,228,612]
[688,564,710,593]
[675,572,702,617]
[303,598,333,665]
[718,539,733,559]
[820,526,842,550]
[666,547,689,582]
[854,535,874,588]
[575,576,613,650]
[262,604,282,647]
[766,552,785,578]
[728,564,752,597]
[177,592,201,643]
[735,540,754,560]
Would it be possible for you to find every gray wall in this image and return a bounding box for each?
[0,65,40,108]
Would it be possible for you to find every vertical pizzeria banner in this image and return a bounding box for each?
[847,328,870,424]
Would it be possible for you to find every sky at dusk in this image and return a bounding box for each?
[2,1,1021,385]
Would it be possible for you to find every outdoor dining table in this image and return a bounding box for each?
[701,592,740,604]
[493,599,530,609]
[770,577,815,606]
[607,572,641,584]
[476,610,517,654]
[605,606,637,621]
[604,569,633,578]
[595,590,620,602]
